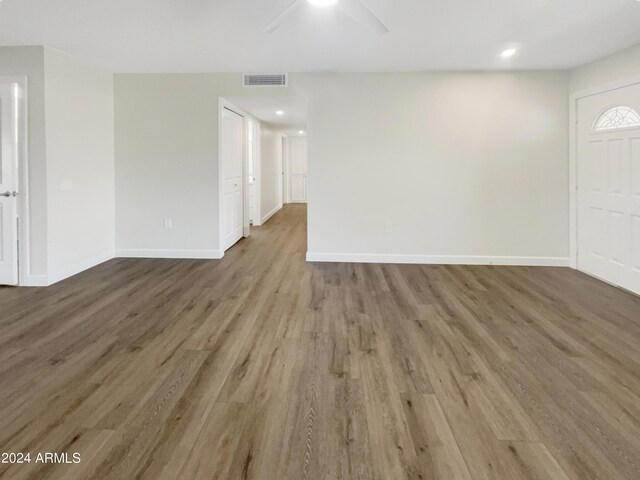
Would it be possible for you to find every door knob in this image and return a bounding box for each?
[0,191,17,197]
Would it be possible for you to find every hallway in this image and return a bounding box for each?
[0,204,639,479]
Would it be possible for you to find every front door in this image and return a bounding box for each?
[577,82,640,294]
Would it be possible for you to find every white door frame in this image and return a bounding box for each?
[247,118,262,226]
[0,76,29,286]
[282,134,289,204]
[280,135,285,207]
[569,73,640,270]
[279,135,284,208]
[218,98,261,256]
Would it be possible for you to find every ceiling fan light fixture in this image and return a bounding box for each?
[308,0,339,7]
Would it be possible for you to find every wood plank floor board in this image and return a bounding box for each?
[495,358,634,480]
[0,204,638,479]
[401,392,473,480]
[172,401,250,480]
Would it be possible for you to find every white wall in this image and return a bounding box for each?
[0,46,48,278]
[570,43,640,93]
[306,72,569,263]
[260,124,283,223]
[114,75,226,258]
[44,48,115,282]
[114,71,570,264]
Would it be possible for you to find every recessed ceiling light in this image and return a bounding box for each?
[308,0,339,6]
[276,110,284,116]
[298,130,305,134]
[500,48,517,58]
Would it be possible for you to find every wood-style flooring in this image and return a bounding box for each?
[0,204,639,480]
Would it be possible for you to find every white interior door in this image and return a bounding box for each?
[288,136,307,204]
[221,107,244,251]
[577,83,640,294]
[0,83,18,286]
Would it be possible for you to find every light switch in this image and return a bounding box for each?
[164,218,173,229]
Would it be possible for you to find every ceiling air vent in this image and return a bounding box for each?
[243,73,288,87]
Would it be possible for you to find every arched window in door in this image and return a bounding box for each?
[593,106,640,131]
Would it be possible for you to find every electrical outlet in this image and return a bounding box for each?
[384,221,393,233]
[164,218,173,229]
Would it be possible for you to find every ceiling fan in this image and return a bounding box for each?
[264,0,389,34]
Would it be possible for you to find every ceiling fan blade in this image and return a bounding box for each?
[264,0,303,33]
[337,0,389,34]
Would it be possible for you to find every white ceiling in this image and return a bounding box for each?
[226,96,308,131]
[1,0,639,73]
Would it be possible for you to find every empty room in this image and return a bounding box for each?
[0,0,639,479]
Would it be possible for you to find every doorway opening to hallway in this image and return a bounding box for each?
[219,96,308,255]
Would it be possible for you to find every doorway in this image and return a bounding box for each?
[219,96,308,256]
[576,82,640,294]
[283,135,308,204]
[220,104,245,252]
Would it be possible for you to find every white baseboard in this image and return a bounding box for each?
[116,249,223,259]
[305,252,570,267]
[20,251,115,287]
[261,204,282,225]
